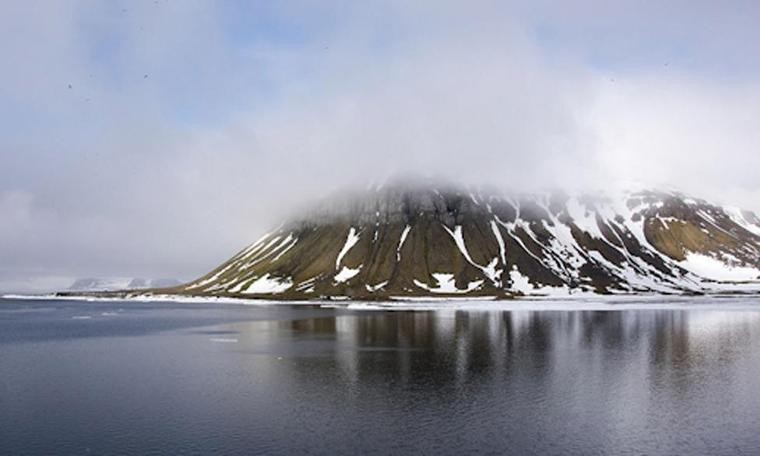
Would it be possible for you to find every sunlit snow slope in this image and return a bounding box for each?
[176,183,760,299]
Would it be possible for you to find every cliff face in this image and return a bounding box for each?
[175,183,760,299]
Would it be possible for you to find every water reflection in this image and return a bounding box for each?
[267,310,760,388]
[246,310,760,454]
[4,301,760,455]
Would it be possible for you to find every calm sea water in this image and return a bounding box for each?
[2,298,760,455]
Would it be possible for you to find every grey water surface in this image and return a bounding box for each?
[2,297,760,455]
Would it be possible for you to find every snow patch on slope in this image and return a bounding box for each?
[679,253,760,282]
[490,220,507,266]
[414,274,483,294]
[397,225,411,261]
[336,227,360,269]
[241,274,292,294]
[270,235,297,262]
[724,207,760,237]
[366,281,389,292]
[508,267,572,296]
[566,197,604,239]
[335,266,361,283]
[444,225,501,285]
[295,277,318,293]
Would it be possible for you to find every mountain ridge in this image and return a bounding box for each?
[143,181,760,300]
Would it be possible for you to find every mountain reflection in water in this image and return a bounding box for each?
[265,310,760,386]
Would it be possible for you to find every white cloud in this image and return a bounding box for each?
[585,73,760,205]
[0,1,759,290]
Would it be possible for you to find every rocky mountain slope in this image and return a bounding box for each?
[171,182,760,300]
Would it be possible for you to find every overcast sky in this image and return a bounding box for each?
[2,1,760,292]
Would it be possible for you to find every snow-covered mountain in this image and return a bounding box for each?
[175,182,760,299]
[69,277,181,292]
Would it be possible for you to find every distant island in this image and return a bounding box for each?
[68,278,182,292]
[59,181,760,301]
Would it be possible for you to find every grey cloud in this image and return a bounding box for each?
[1,1,759,292]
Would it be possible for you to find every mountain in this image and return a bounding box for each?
[69,277,182,292]
[127,278,183,289]
[170,181,760,300]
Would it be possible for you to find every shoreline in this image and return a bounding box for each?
[3,292,760,312]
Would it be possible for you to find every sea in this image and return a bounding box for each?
[2,296,760,455]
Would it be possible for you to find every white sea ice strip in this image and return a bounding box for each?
[701,280,760,293]
[241,274,293,294]
[210,338,238,343]
[336,227,360,269]
[678,253,760,282]
[414,273,483,294]
[724,206,760,237]
[397,225,411,261]
[334,266,361,283]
